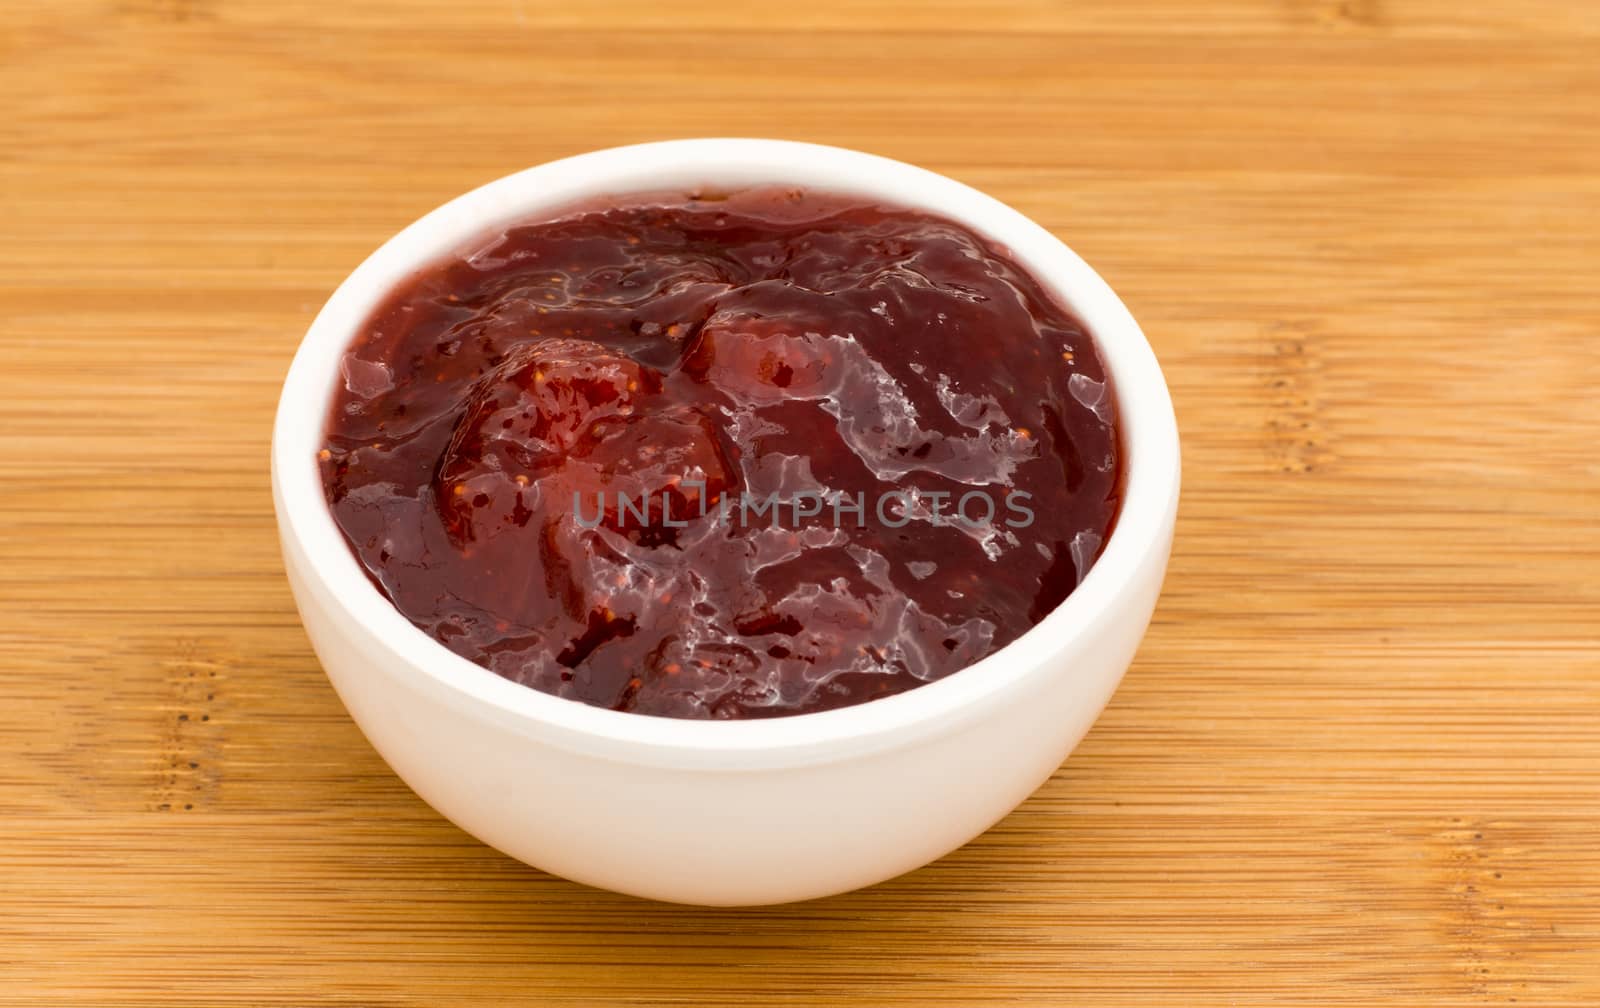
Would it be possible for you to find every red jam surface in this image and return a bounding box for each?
[320,188,1120,719]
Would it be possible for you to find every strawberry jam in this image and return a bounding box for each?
[319,188,1120,719]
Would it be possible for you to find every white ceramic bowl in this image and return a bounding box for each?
[272,138,1179,906]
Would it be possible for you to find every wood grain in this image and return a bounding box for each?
[2,1,1597,1003]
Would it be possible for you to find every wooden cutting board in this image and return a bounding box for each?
[3,1,1596,1003]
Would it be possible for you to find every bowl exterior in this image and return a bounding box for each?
[278,492,1171,905]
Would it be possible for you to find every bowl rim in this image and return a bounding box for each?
[271,137,1180,767]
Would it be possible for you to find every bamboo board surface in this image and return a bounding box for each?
[2,1,1598,1004]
